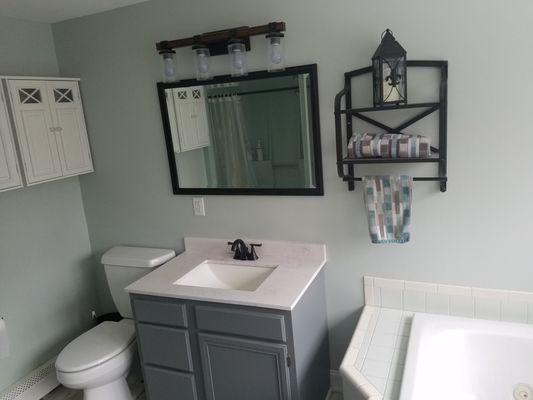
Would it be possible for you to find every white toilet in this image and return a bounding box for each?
[55,246,176,400]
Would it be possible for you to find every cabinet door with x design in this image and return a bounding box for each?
[8,79,93,185]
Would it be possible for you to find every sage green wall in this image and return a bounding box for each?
[53,0,533,368]
[0,15,97,392]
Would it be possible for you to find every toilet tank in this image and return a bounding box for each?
[101,246,176,318]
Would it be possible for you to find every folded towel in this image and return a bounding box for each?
[348,133,431,158]
[363,175,412,244]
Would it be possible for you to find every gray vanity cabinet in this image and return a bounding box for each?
[131,271,329,400]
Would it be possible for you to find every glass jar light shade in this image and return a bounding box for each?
[228,39,248,77]
[193,46,211,81]
[266,33,285,72]
[161,50,178,83]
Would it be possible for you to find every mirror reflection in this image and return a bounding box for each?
[160,66,322,194]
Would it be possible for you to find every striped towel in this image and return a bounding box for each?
[348,133,431,158]
[363,175,412,244]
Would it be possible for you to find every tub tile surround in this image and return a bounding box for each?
[341,277,533,400]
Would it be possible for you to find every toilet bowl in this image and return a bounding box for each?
[55,246,176,400]
[56,320,136,400]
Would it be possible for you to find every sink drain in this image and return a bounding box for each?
[514,384,533,400]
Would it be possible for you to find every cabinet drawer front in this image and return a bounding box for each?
[144,365,198,400]
[133,298,188,328]
[137,324,193,371]
[195,306,286,342]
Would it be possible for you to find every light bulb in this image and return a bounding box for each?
[270,44,282,64]
[198,55,209,73]
[161,52,178,82]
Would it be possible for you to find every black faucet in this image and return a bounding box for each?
[228,239,262,260]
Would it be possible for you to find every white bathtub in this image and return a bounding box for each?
[400,313,533,400]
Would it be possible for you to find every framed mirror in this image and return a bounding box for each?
[157,64,323,195]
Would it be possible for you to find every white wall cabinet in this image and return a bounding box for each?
[169,86,210,153]
[0,88,22,192]
[7,78,93,185]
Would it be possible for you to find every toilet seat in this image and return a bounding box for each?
[56,319,135,373]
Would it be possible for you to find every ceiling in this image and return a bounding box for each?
[0,0,150,23]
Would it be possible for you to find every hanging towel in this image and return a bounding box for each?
[363,175,412,244]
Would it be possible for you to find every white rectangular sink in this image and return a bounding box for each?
[174,260,278,292]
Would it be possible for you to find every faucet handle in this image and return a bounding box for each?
[247,243,262,260]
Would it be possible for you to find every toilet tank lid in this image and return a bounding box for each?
[101,246,176,268]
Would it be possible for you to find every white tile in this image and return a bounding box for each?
[371,332,397,348]
[508,290,533,304]
[366,375,387,392]
[396,335,409,350]
[380,288,403,309]
[374,277,405,289]
[392,348,407,366]
[426,292,450,315]
[384,380,402,400]
[404,280,438,293]
[474,297,501,320]
[501,301,528,323]
[404,290,426,312]
[472,287,507,300]
[362,359,390,379]
[364,277,376,306]
[398,321,412,337]
[450,295,474,318]
[365,345,395,363]
[388,362,405,382]
[379,308,404,323]
[438,284,471,296]
[375,320,400,335]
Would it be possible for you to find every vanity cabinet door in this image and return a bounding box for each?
[0,89,22,192]
[47,82,93,177]
[8,80,62,184]
[198,333,291,400]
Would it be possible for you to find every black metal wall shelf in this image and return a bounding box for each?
[334,60,448,192]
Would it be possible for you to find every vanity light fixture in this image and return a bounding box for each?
[372,29,407,106]
[160,49,179,83]
[155,22,286,81]
[266,32,285,72]
[193,45,211,80]
[228,39,248,77]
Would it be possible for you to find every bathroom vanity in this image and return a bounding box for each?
[126,238,329,400]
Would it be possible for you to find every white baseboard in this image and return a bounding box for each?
[0,358,59,400]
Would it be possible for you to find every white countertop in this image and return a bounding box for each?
[125,237,327,311]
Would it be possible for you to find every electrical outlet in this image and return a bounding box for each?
[193,198,206,216]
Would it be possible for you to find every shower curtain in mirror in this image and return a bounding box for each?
[207,94,257,187]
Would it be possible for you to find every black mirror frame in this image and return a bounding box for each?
[157,63,324,196]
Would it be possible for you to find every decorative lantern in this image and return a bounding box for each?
[160,49,179,83]
[372,29,407,107]
[193,45,211,81]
